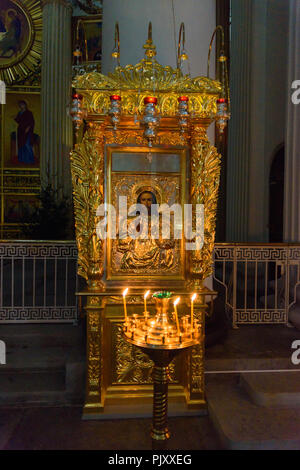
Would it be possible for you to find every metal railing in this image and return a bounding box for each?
[213,243,300,327]
[0,241,79,323]
[0,241,299,325]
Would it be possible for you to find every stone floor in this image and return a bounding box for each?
[205,324,300,449]
[1,322,300,450]
[206,374,300,450]
[206,323,300,370]
[0,407,221,450]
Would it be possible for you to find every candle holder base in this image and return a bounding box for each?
[122,291,201,448]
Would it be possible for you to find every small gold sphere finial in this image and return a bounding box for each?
[180,52,188,61]
[143,21,157,58]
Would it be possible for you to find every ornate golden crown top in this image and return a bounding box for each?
[71,22,229,125]
[73,22,222,95]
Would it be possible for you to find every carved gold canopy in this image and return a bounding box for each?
[73,26,222,119]
[71,25,224,292]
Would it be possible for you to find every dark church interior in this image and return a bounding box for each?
[0,0,300,453]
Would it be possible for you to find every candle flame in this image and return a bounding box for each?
[123,288,128,297]
[144,290,150,299]
[191,293,197,302]
[174,297,180,306]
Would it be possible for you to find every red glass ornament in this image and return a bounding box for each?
[72,93,83,100]
[144,96,157,105]
[178,96,189,102]
[110,94,121,101]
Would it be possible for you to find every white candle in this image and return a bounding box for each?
[123,288,128,321]
[174,297,180,333]
[144,290,150,313]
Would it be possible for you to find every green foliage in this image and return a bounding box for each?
[22,185,75,240]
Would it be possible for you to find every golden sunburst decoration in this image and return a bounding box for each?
[0,0,42,86]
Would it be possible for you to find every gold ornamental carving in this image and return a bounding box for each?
[70,125,105,288]
[115,324,176,385]
[73,66,221,93]
[76,89,218,119]
[73,38,221,120]
[87,310,102,391]
[88,363,100,387]
[189,125,221,285]
[190,343,204,394]
[70,27,226,416]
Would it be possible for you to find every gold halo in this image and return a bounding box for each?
[0,0,42,86]
[5,9,17,19]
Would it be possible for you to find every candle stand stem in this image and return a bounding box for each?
[141,347,187,450]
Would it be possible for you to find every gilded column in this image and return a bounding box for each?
[226,0,253,241]
[186,301,206,407]
[284,0,300,242]
[41,0,73,199]
[189,122,220,289]
[70,122,106,291]
[83,296,106,418]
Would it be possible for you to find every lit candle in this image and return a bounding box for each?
[123,288,128,321]
[191,293,197,327]
[144,290,150,313]
[174,297,180,333]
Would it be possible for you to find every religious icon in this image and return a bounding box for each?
[0,0,31,65]
[0,7,21,59]
[4,196,38,223]
[117,189,175,271]
[0,0,42,86]
[12,100,35,164]
[4,92,40,168]
[107,149,185,279]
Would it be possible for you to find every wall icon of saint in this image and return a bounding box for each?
[0,0,42,86]
[10,100,40,165]
[0,8,21,59]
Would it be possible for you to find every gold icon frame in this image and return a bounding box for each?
[106,146,187,281]
[0,0,42,85]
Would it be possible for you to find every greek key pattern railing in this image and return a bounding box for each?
[213,243,300,326]
[0,241,79,323]
[1,241,299,325]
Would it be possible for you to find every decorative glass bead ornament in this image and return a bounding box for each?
[141,96,160,147]
[216,97,230,134]
[70,93,84,134]
[177,96,190,135]
[109,95,122,130]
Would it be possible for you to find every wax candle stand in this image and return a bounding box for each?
[122,291,201,449]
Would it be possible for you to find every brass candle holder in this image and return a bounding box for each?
[122,291,201,449]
